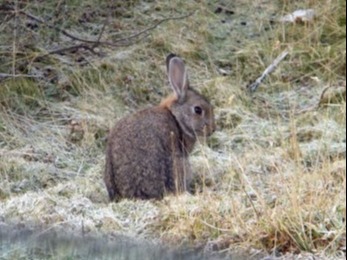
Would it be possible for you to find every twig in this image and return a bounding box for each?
[110,12,195,45]
[18,10,99,44]
[5,6,194,63]
[43,44,97,56]
[0,73,40,79]
[0,13,15,26]
[34,22,107,59]
[109,32,150,47]
[13,7,194,47]
[0,2,14,12]
[93,19,108,48]
[247,50,290,92]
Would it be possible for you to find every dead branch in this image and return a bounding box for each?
[18,10,99,44]
[33,20,108,59]
[0,1,14,10]
[43,44,98,57]
[110,12,195,45]
[8,7,194,47]
[93,18,108,48]
[0,13,15,26]
[34,26,144,60]
[2,6,194,70]
[247,50,290,92]
[109,33,150,47]
[0,73,40,79]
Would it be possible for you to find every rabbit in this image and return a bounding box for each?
[104,54,215,201]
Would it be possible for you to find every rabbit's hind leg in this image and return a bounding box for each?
[104,156,120,201]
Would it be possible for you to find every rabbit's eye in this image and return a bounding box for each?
[194,106,203,115]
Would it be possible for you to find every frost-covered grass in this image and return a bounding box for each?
[0,0,345,258]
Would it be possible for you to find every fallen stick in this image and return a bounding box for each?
[0,73,40,79]
[14,8,194,47]
[247,50,289,92]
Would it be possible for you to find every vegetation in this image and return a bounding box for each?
[0,0,345,258]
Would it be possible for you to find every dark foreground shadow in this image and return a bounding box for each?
[0,223,229,260]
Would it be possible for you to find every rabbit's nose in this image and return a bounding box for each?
[204,122,215,136]
[212,123,216,133]
[210,124,216,134]
[206,119,216,132]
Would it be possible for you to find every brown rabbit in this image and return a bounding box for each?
[104,54,215,201]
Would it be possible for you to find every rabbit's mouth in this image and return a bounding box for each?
[196,125,215,137]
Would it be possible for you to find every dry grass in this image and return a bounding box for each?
[0,0,346,258]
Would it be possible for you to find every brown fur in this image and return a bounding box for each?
[104,54,215,201]
[105,107,189,201]
[159,94,177,109]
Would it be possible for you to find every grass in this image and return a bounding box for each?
[0,0,346,258]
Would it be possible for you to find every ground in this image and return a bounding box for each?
[0,0,346,259]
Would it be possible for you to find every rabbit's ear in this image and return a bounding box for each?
[168,56,189,102]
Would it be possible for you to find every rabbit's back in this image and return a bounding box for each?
[104,107,183,201]
[104,54,215,201]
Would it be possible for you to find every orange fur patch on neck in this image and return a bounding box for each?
[159,94,177,109]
